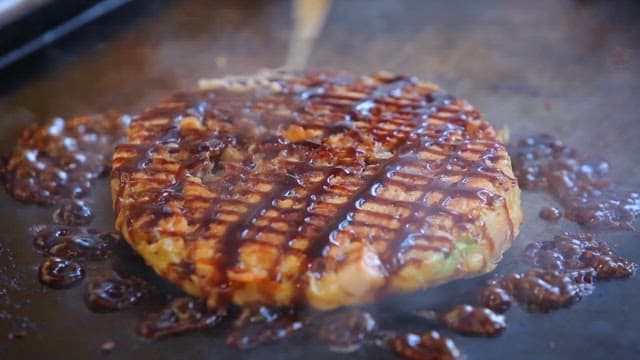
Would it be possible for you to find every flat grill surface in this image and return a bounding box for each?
[0,1,639,359]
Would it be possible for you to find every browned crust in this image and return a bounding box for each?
[111,70,523,310]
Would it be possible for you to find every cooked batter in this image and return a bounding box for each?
[111,70,523,310]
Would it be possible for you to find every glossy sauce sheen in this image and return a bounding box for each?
[538,206,561,222]
[316,309,377,352]
[37,257,85,289]
[477,232,637,313]
[52,200,94,225]
[84,271,148,313]
[111,70,518,308]
[31,225,119,260]
[521,232,637,280]
[226,306,304,349]
[441,305,506,336]
[1,114,128,204]
[389,331,462,360]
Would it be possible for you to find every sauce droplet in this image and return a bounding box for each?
[52,200,94,225]
[316,309,377,353]
[389,331,462,360]
[226,306,304,349]
[84,272,147,313]
[539,206,562,222]
[38,257,85,289]
[32,225,118,260]
[476,285,512,314]
[139,297,223,339]
[441,305,506,336]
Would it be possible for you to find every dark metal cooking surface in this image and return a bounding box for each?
[1,0,639,359]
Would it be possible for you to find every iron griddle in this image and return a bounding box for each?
[1,0,639,359]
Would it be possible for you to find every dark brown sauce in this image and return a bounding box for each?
[31,225,119,260]
[226,306,304,349]
[139,297,223,339]
[389,331,462,360]
[52,200,94,225]
[475,232,637,313]
[316,309,377,353]
[498,268,595,312]
[441,305,506,336]
[521,232,637,279]
[85,272,148,313]
[1,114,128,204]
[476,285,512,313]
[539,206,562,221]
[37,257,85,289]
[510,134,640,229]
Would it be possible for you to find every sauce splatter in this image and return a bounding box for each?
[85,272,148,313]
[38,257,85,289]
[1,114,128,204]
[52,200,94,225]
[389,331,462,360]
[316,309,377,352]
[539,206,562,221]
[441,305,506,336]
[139,297,223,339]
[226,306,304,349]
[510,134,640,229]
[32,225,119,260]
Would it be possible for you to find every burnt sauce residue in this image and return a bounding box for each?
[510,134,640,229]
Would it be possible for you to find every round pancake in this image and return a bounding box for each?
[111,70,523,310]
